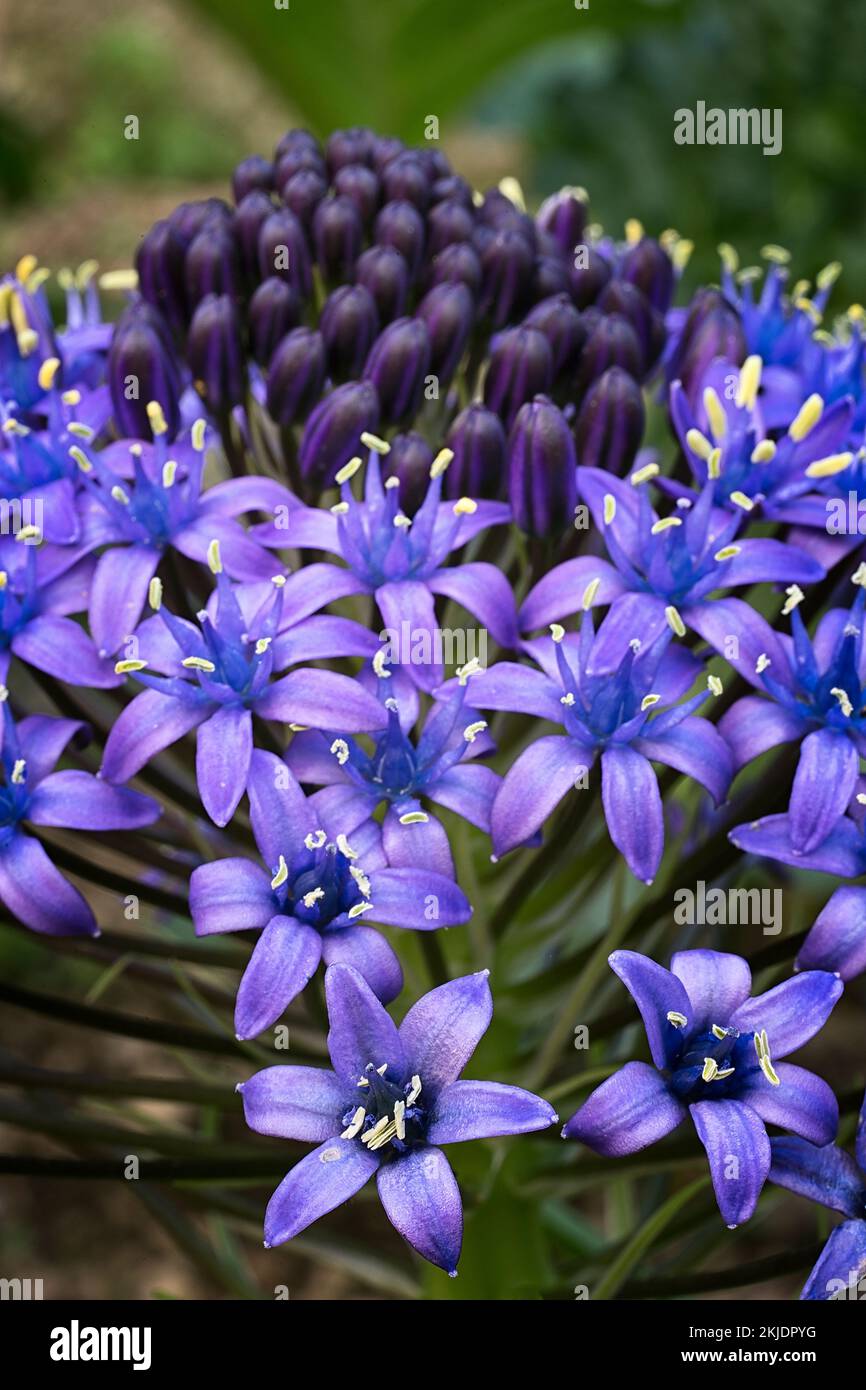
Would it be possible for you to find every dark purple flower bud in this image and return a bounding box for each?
[354,246,409,325]
[425,147,452,180]
[523,294,587,381]
[265,328,327,426]
[109,303,182,441]
[258,209,313,297]
[598,280,665,374]
[669,289,747,405]
[507,395,577,539]
[373,200,426,281]
[574,367,645,474]
[383,432,434,513]
[575,312,643,397]
[320,284,379,381]
[620,237,675,314]
[135,218,188,334]
[326,126,374,173]
[333,163,381,226]
[187,294,246,413]
[530,255,571,303]
[478,189,532,240]
[313,196,364,284]
[275,147,327,189]
[483,326,553,429]
[444,404,506,500]
[479,229,535,326]
[248,277,302,366]
[363,316,431,426]
[536,189,588,260]
[414,282,474,388]
[298,380,380,487]
[427,242,482,297]
[235,191,276,281]
[232,155,273,203]
[279,169,328,228]
[381,153,431,211]
[170,199,232,242]
[426,200,475,256]
[274,128,321,161]
[371,135,406,172]
[568,246,612,309]
[431,174,474,209]
[185,223,243,307]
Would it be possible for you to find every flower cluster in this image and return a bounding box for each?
[4,125,866,1292]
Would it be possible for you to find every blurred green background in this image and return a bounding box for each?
[2,0,865,297]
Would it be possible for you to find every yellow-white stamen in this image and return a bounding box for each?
[581,578,600,610]
[603,493,616,525]
[304,830,327,851]
[463,720,488,743]
[735,355,762,411]
[685,427,713,461]
[340,1107,366,1140]
[335,456,362,486]
[703,387,727,441]
[148,577,163,611]
[550,623,565,643]
[162,459,178,487]
[181,656,216,672]
[651,517,682,534]
[729,490,754,512]
[806,452,854,479]
[702,1057,719,1082]
[360,431,390,455]
[114,659,148,674]
[330,739,350,765]
[781,584,804,616]
[207,539,222,574]
[788,394,823,442]
[666,1011,688,1028]
[751,440,776,464]
[37,357,61,392]
[336,833,358,860]
[146,401,168,436]
[399,811,429,825]
[831,687,853,718]
[457,656,482,684]
[430,448,453,478]
[640,693,660,711]
[303,888,325,909]
[665,605,686,637]
[270,855,289,890]
[453,495,477,516]
[756,653,771,674]
[714,544,741,562]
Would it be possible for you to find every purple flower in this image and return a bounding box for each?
[102,565,386,826]
[768,1091,866,1299]
[564,948,842,1227]
[0,537,117,687]
[0,706,159,935]
[239,964,557,1270]
[720,581,866,853]
[796,886,866,982]
[456,615,730,883]
[74,411,288,657]
[190,756,472,1035]
[254,439,516,690]
[519,466,824,678]
[286,667,500,872]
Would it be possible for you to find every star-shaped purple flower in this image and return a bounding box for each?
[563,948,842,1227]
[190,751,472,1036]
[239,963,557,1273]
[0,705,159,936]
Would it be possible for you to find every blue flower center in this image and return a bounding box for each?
[270,834,369,931]
[666,1022,777,1102]
[340,1064,427,1156]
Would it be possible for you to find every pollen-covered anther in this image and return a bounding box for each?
[360,431,390,455]
[560,692,575,706]
[463,720,488,743]
[457,656,482,684]
[830,686,854,718]
[630,462,660,485]
[330,501,350,515]
[788,394,824,442]
[271,573,287,587]
[336,832,358,860]
[114,658,148,675]
[37,356,61,391]
[330,739,350,765]
[603,493,616,525]
[581,578,601,609]
[207,539,222,574]
[398,811,429,825]
[393,512,412,529]
[707,448,722,480]
[714,544,741,562]
[640,693,660,711]
[755,653,771,674]
[350,865,372,896]
[384,476,400,490]
[817,261,842,291]
[393,1099,406,1141]
[666,1011,688,1028]
[718,242,739,273]
[852,563,866,588]
[191,418,207,451]
[685,428,713,461]
[701,1057,719,1082]
[755,1028,781,1086]
[707,675,723,697]
[147,577,162,611]
[302,887,325,909]
[254,637,271,656]
[372,648,391,679]
[665,605,686,638]
[407,1073,422,1105]
[781,584,805,616]
[550,623,565,643]
[430,447,454,478]
[304,829,327,851]
[761,243,791,264]
[67,423,94,441]
[348,901,375,919]
[14,525,41,544]
[181,656,216,672]
[651,516,682,534]
[162,460,178,487]
[751,440,776,464]
[335,456,363,486]
[340,1107,366,1140]
[453,497,477,516]
[110,485,130,505]
[806,452,854,479]
[711,1024,728,1040]
[703,387,727,442]
[729,490,754,511]
[270,854,289,890]
[146,401,168,436]
[735,355,762,410]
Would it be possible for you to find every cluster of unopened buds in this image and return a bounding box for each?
[2,123,866,1293]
